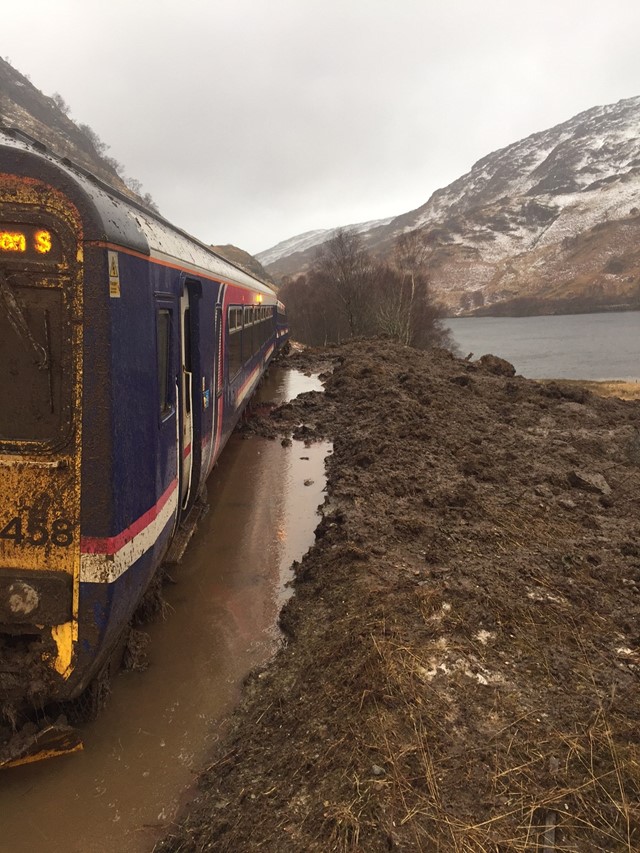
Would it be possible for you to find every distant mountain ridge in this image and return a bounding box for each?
[258,96,640,315]
[257,217,395,268]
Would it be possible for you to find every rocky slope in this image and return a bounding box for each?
[258,97,640,316]
[0,56,141,201]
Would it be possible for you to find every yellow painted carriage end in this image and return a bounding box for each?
[50,621,77,677]
[0,173,83,683]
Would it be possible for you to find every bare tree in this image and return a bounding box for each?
[78,123,109,157]
[314,228,372,338]
[390,229,454,349]
[372,264,410,342]
[280,226,454,351]
[380,229,428,345]
[51,92,70,115]
[279,271,341,346]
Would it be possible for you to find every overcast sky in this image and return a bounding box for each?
[5,1,640,255]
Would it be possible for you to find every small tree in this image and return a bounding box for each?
[78,123,108,156]
[388,229,453,349]
[314,228,372,338]
[51,92,70,115]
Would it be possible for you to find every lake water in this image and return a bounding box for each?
[446,311,640,381]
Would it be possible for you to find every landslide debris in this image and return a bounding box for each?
[159,339,640,853]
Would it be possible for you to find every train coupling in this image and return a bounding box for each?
[0,718,82,769]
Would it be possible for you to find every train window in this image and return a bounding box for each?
[157,309,172,417]
[228,305,243,377]
[228,306,242,331]
[0,278,71,446]
[240,306,250,360]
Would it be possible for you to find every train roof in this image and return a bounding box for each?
[0,126,276,297]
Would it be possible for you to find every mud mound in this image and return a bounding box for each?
[159,339,640,852]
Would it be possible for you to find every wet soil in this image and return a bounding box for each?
[158,338,640,853]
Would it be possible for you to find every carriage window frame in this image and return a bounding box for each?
[0,210,77,454]
[228,304,244,378]
[157,307,174,420]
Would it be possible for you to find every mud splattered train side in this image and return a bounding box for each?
[0,127,288,764]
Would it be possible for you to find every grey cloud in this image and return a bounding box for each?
[6,0,640,253]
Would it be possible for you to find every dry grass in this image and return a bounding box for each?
[360,629,640,853]
[541,379,640,401]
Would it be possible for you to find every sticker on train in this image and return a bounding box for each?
[108,250,120,298]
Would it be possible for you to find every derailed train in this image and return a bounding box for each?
[0,127,288,763]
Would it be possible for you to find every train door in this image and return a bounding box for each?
[179,279,204,513]
[200,300,224,481]
[213,303,223,437]
[180,289,194,510]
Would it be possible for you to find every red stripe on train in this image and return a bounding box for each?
[80,479,178,555]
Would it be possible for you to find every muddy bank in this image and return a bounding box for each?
[159,339,640,852]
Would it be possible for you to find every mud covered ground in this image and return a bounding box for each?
[158,339,640,853]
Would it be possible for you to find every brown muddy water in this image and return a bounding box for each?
[0,369,329,853]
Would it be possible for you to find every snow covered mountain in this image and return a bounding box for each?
[259,96,640,315]
[257,217,394,268]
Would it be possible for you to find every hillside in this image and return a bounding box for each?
[211,244,277,287]
[0,56,142,202]
[0,57,276,282]
[258,97,640,316]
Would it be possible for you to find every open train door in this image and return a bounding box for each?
[213,302,223,440]
[199,299,224,483]
[179,279,203,513]
[179,288,193,510]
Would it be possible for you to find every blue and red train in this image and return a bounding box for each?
[0,127,288,762]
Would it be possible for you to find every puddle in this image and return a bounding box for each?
[256,367,324,404]
[0,369,330,853]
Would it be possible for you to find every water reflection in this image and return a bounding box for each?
[257,366,324,403]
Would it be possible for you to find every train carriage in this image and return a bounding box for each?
[0,127,287,763]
